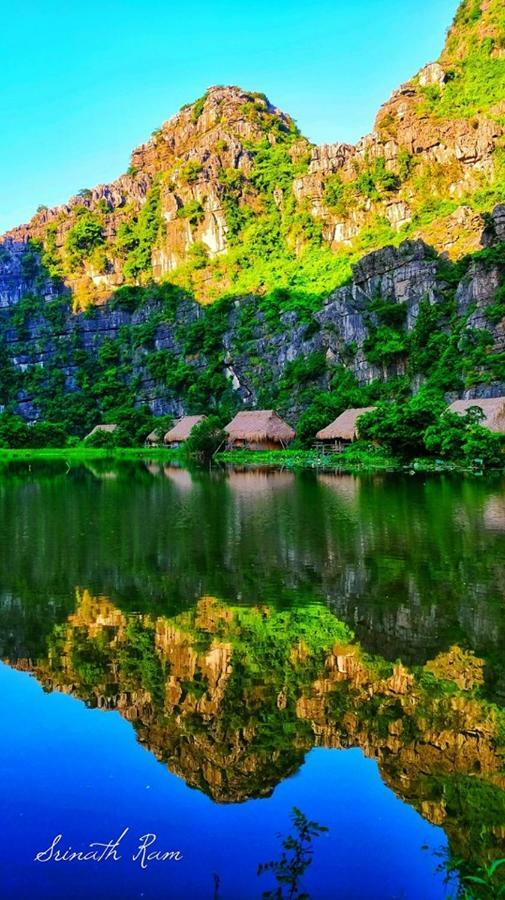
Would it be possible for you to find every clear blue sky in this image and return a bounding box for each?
[1,0,458,233]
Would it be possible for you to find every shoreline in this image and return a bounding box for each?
[0,446,502,475]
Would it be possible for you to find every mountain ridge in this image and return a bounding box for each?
[0,0,503,447]
[2,0,504,309]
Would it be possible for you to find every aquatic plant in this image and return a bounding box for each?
[258,807,328,899]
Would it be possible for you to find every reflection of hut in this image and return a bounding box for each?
[145,429,163,447]
[145,463,163,476]
[317,473,360,505]
[447,397,505,433]
[225,410,295,450]
[84,424,117,441]
[227,469,294,496]
[164,416,206,447]
[484,496,505,531]
[315,407,375,451]
[163,466,194,491]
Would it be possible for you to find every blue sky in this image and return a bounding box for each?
[1,0,458,232]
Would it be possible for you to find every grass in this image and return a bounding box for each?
[216,446,398,471]
[0,447,181,462]
[0,445,500,474]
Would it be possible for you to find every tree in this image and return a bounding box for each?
[65,213,104,269]
[359,392,445,460]
[184,416,226,461]
[424,407,504,467]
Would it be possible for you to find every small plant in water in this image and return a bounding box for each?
[460,859,505,898]
[433,846,505,898]
[258,807,328,899]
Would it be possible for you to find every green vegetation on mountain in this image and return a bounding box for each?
[13,589,504,881]
[0,0,503,466]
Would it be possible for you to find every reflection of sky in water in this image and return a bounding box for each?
[0,466,503,897]
[0,663,452,900]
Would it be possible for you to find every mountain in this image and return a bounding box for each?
[0,0,503,438]
[5,591,505,869]
[4,0,505,307]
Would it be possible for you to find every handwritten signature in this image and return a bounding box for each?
[34,829,183,869]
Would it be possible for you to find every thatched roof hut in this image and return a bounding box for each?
[316,407,376,442]
[145,429,163,446]
[164,415,206,445]
[225,410,295,449]
[84,424,117,440]
[447,397,505,433]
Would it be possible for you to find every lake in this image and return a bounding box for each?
[0,460,504,899]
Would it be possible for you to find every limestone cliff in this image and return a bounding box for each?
[0,207,503,426]
[0,0,503,427]
[2,0,504,308]
[6,593,504,869]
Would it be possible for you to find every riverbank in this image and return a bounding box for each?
[214,446,499,474]
[0,445,500,475]
[0,447,180,462]
[216,446,397,471]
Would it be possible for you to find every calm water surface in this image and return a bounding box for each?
[0,460,504,899]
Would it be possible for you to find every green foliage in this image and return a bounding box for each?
[176,200,205,226]
[458,858,505,899]
[486,280,505,324]
[122,182,162,281]
[258,807,328,899]
[424,408,504,467]
[179,160,203,185]
[218,167,250,242]
[295,365,379,446]
[191,92,208,124]
[183,415,226,460]
[83,428,123,448]
[323,174,347,213]
[0,414,69,449]
[118,621,166,703]
[65,212,104,269]
[187,240,209,269]
[398,150,413,181]
[364,295,408,368]
[359,391,447,460]
[419,0,505,121]
[20,246,39,279]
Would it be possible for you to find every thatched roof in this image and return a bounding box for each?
[447,397,505,433]
[85,424,117,439]
[225,410,295,443]
[146,429,162,444]
[164,415,206,443]
[316,407,376,441]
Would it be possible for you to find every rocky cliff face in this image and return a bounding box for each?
[2,0,504,306]
[5,592,504,867]
[0,206,503,425]
[0,0,503,425]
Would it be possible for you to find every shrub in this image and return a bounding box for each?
[184,415,226,460]
[187,241,209,269]
[176,200,205,226]
[424,408,504,466]
[122,183,161,280]
[359,392,446,459]
[324,175,347,214]
[179,161,203,185]
[65,213,104,268]
[191,93,207,124]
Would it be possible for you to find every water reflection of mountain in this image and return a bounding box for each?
[4,592,505,875]
[0,466,503,677]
